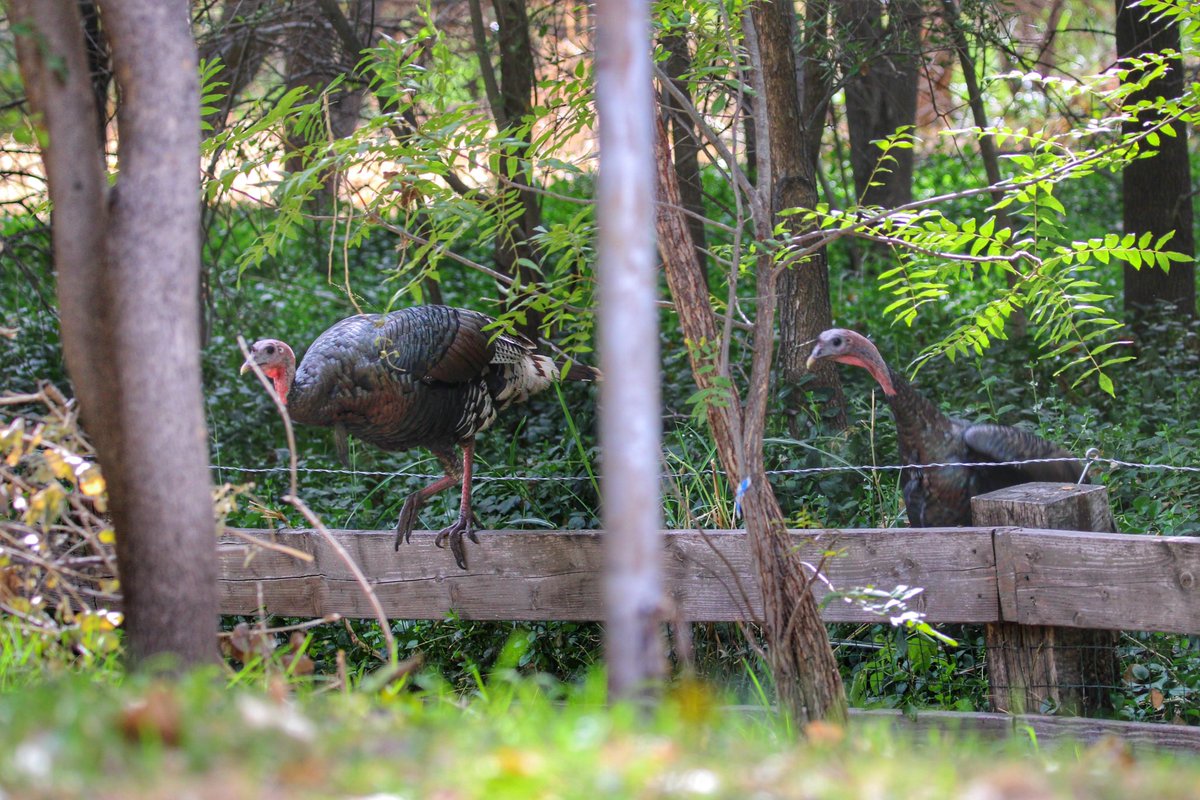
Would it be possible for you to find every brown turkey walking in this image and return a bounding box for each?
[806,328,1084,527]
[241,305,599,569]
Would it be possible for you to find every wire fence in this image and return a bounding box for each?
[207,453,1200,485]
[833,634,1196,715]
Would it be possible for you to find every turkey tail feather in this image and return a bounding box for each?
[562,362,602,382]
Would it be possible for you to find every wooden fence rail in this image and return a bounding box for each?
[219,525,1200,634]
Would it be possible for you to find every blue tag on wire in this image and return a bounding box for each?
[734,476,751,519]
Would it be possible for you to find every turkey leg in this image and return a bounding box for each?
[392,444,480,570]
[433,442,480,570]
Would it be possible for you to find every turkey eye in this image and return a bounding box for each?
[831,336,843,347]
[265,345,276,355]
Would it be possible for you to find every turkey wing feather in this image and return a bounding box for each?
[962,423,1081,484]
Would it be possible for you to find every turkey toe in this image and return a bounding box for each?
[394,492,424,550]
[435,514,477,570]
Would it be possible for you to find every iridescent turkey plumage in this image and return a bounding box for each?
[243,305,599,568]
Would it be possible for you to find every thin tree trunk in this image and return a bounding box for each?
[940,0,1027,336]
[597,0,666,698]
[654,118,743,452]
[741,89,759,187]
[197,0,275,133]
[77,0,111,144]
[282,0,365,205]
[314,0,480,201]
[941,0,1009,221]
[660,29,709,282]
[1116,0,1196,324]
[10,0,116,451]
[748,0,847,433]
[491,0,545,338]
[655,115,847,726]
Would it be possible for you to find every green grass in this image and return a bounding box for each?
[2,661,1200,799]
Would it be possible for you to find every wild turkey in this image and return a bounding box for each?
[241,305,599,569]
[806,328,1084,526]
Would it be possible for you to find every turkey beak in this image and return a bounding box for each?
[805,346,822,370]
[239,359,253,376]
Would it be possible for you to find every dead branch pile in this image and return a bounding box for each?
[0,383,121,655]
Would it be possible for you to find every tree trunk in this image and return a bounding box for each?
[835,0,922,208]
[654,117,744,459]
[940,0,1026,337]
[748,0,847,433]
[741,478,848,723]
[78,0,111,144]
[597,0,666,698]
[660,28,709,282]
[491,0,545,338]
[197,0,276,134]
[655,116,847,726]
[283,0,366,204]
[10,0,116,449]
[741,241,848,725]
[317,0,479,202]
[1116,0,1196,325]
[13,0,219,669]
[98,0,219,668]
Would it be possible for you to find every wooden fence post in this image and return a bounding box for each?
[972,482,1120,716]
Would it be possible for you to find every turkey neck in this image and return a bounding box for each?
[261,359,296,409]
[880,367,958,457]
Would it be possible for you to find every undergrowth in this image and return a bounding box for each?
[3,156,1200,718]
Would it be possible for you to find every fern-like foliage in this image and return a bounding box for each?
[786,48,1194,396]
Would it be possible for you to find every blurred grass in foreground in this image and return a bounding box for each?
[1,658,1199,800]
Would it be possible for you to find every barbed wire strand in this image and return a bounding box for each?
[208,454,1200,485]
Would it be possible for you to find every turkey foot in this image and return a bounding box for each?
[393,443,479,570]
[434,513,480,570]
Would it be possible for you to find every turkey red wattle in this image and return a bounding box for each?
[832,353,895,396]
[261,365,292,405]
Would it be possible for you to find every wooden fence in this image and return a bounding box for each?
[216,482,1200,752]
[218,525,1200,632]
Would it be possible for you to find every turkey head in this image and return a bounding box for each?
[240,339,296,403]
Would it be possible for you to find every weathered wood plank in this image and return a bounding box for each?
[996,527,1200,634]
[852,709,1200,754]
[219,528,999,623]
[218,525,1200,632]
